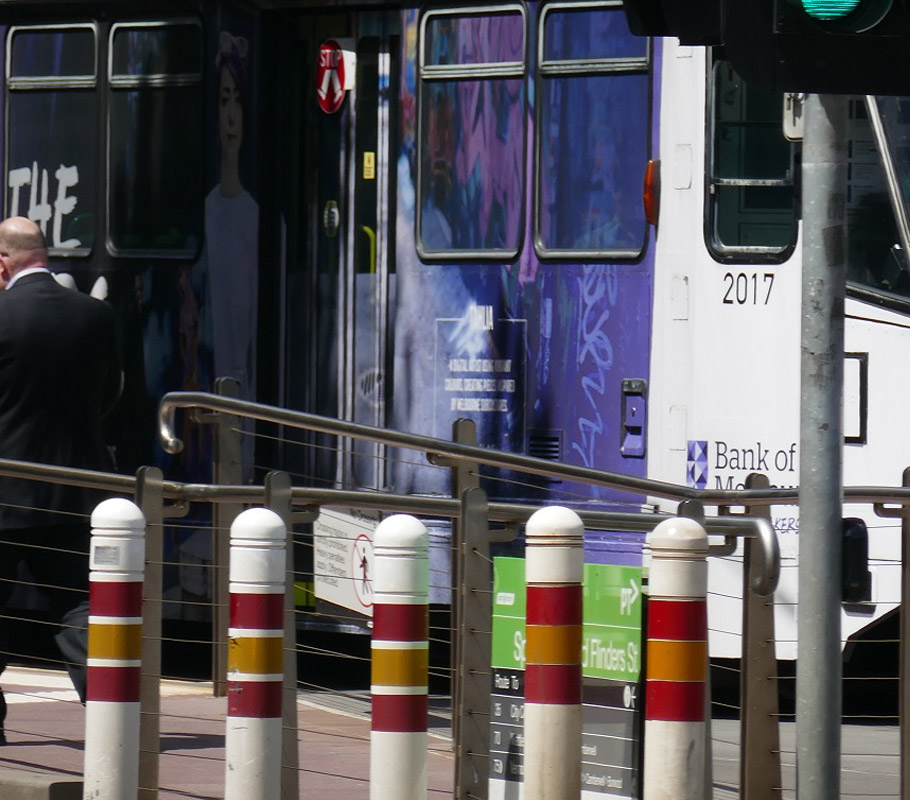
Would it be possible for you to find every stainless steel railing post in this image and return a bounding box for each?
[450,418,480,800]
[741,473,782,800]
[264,471,299,800]
[901,466,910,800]
[455,486,492,800]
[212,378,243,697]
[136,466,164,800]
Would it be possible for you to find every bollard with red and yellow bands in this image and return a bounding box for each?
[225,507,286,800]
[523,506,584,800]
[643,517,709,800]
[370,514,429,800]
[83,498,147,800]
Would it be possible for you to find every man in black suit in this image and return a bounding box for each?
[0,216,121,743]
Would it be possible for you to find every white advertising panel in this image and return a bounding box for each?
[314,509,376,617]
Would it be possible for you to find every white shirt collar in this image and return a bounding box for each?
[5,266,51,290]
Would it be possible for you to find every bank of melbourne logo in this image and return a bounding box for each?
[687,440,708,489]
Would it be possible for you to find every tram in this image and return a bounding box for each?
[2,0,908,664]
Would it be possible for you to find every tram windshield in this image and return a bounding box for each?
[847,96,910,299]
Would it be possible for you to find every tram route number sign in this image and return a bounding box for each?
[317,40,346,114]
[490,556,645,800]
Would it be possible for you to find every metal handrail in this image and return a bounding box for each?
[0,453,780,595]
[158,390,910,508]
[0,458,138,493]
[158,391,701,501]
[157,391,787,593]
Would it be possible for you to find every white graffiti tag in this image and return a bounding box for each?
[572,265,618,468]
[8,161,80,248]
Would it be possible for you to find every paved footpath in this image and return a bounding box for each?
[0,666,454,799]
[0,666,901,799]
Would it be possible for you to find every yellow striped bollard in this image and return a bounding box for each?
[225,508,286,800]
[83,498,146,800]
[643,517,709,800]
[370,515,429,800]
[523,505,584,800]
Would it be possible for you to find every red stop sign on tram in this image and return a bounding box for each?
[317,40,346,114]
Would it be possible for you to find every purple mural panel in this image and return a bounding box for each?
[395,4,655,509]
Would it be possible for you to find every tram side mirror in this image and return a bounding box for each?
[841,517,871,604]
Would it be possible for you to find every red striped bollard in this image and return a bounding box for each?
[523,505,584,800]
[225,508,286,800]
[643,517,709,800]
[370,515,429,800]
[83,498,146,800]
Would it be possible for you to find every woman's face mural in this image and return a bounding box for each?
[218,63,243,163]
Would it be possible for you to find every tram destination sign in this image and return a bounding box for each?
[490,556,644,800]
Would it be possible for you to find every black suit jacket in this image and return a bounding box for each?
[0,271,122,529]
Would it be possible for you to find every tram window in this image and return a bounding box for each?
[707,61,797,259]
[541,3,646,62]
[10,27,95,78]
[111,25,200,76]
[417,7,526,259]
[5,26,98,254]
[424,12,524,66]
[107,22,203,256]
[535,3,649,259]
[843,96,910,300]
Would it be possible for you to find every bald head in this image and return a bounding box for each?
[0,217,47,285]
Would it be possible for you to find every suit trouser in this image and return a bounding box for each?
[0,522,90,705]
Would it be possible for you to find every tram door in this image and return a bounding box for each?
[286,18,397,491]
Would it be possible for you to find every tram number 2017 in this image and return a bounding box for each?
[723,272,775,305]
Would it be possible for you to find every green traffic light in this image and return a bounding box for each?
[800,0,892,30]
[802,0,860,19]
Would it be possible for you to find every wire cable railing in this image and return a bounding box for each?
[1,387,909,797]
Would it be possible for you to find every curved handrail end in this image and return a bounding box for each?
[158,398,185,455]
[750,517,781,597]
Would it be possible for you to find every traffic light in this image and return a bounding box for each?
[800,0,892,31]
[621,0,910,94]
[724,0,910,94]
[841,518,871,604]
[620,0,722,44]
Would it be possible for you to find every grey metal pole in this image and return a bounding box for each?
[796,92,848,800]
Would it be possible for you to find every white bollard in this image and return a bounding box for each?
[224,508,286,800]
[370,515,429,800]
[83,498,146,800]
[523,505,585,800]
[643,517,709,800]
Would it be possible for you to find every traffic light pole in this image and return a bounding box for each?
[796,93,847,800]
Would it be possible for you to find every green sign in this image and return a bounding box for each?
[491,557,643,682]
